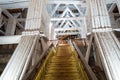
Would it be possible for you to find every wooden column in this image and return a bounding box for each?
[1,0,48,80]
[23,0,46,35]
[94,39,103,70]
[90,0,111,31]
[50,23,55,40]
[47,22,55,40]
[81,17,87,38]
[5,18,16,35]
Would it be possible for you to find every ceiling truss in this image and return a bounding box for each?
[47,0,88,38]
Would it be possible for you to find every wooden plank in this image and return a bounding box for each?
[85,34,93,63]
[22,43,54,80]
[94,33,113,80]
[24,0,47,35]
[5,18,17,35]
[51,17,85,21]
[19,35,38,79]
[73,42,98,80]
[48,0,86,5]
[109,3,116,13]
[98,32,117,79]
[95,32,120,80]
[0,35,21,45]
[90,0,111,31]
[0,36,37,80]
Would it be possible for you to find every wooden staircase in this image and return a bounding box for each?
[35,44,88,80]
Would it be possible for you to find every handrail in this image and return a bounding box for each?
[71,46,89,80]
[35,47,56,80]
[85,34,93,63]
[72,41,98,80]
[23,43,54,80]
[19,35,38,80]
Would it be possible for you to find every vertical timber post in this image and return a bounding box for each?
[5,18,16,35]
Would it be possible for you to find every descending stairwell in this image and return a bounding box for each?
[35,44,88,80]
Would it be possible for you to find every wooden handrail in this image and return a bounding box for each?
[72,41,98,80]
[23,43,54,80]
[85,34,93,63]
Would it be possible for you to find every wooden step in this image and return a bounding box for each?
[46,66,77,70]
[44,73,80,77]
[46,69,78,73]
[47,65,76,68]
[49,60,76,63]
[52,56,74,59]
[48,61,76,64]
[47,63,76,67]
[35,44,88,80]
[50,58,75,62]
[44,75,81,80]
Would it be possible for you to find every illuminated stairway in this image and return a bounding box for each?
[35,44,88,80]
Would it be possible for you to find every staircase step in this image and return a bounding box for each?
[44,75,81,80]
[47,66,77,70]
[52,56,74,58]
[48,61,76,64]
[49,61,76,63]
[50,59,75,62]
[35,44,88,80]
[47,65,76,68]
[47,63,76,67]
[44,73,80,77]
[46,69,78,73]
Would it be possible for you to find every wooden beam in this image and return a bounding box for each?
[85,34,93,63]
[51,17,84,21]
[93,28,112,32]
[0,36,38,80]
[2,9,13,18]
[51,4,60,16]
[0,0,86,9]
[17,22,24,30]
[73,42,98,80]
[62,21,75,28]
[56,32,79,36]
[94,33,112,80]
[109,3,117,13]
[59,20,65,28]
[0,1,28,9]
[74,4,84,16]
[24,0,44,31]
[55,28,80,31]
[5,18,17,35]
[0,35,21,44]
[94,32,120,79]
[17,18,26,22]
[3,10,25,32]
[54,7,69,27]
[90,0,111,30]
[48,0,86,5]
